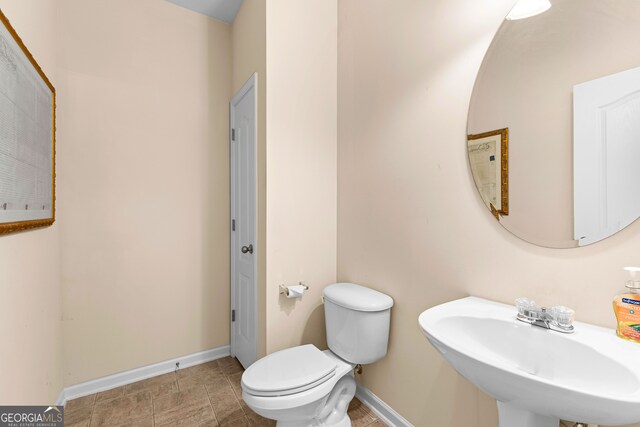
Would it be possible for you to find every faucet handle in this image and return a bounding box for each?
[515,297,537,316]
[549,305,575,327]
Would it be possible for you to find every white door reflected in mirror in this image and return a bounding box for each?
[574,66,640,246]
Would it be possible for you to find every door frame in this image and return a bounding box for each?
[230,73,258,364]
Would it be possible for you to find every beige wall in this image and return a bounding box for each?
[231,0,267,358]
[57,0,231,385]
[1,0,334,398]
[0,0,63,404]
[338,0,640,426]
[468,0,640,248]
[265,0,338,353]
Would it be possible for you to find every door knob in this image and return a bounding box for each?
[241,244,253,254]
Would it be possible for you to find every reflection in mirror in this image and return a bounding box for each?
[574,68,640,246]
[467,129,509,219]
[468,0,640,248]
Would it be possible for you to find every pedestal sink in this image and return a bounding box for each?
[418,297,640,427]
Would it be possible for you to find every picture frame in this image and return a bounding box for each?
[0,9,56,235]
[467,128,509,220]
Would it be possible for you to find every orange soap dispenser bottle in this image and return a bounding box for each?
[613,266,640,343]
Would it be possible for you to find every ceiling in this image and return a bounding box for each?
[164,0,244,23]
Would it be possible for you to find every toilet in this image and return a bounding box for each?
[241,283,394,427]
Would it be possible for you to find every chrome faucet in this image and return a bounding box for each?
[515,298,575,334]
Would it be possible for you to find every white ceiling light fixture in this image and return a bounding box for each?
[506,0,551,20]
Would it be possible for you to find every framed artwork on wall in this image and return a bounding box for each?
[0,9,56,235]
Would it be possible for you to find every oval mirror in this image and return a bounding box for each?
[468,0,640,248]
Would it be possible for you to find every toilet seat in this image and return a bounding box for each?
[242,344,337,397]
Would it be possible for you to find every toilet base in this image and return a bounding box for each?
[276,416,351,427]
[272,373,356,427]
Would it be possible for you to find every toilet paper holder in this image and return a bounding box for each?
[279,282,309,296]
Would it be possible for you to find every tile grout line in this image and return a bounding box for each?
[225,371,247,419]
[88,400,96,427]
[207,361,225,426]
[152,388,157,427]
[222,365,250,425]
[150,388,156,427]
[227,373,247,422]
[222,366,236,424]
[204,385,220,426]
[151,397,156,427]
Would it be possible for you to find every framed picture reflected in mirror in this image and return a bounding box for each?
[467,128,508,220]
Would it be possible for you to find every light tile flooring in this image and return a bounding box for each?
[64,356,387,427]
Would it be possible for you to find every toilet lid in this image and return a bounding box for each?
[242,344,337,397]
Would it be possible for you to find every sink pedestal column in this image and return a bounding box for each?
[497,401,558,427]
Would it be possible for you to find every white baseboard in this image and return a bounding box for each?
[58,345,230,405]
[356,383,413,427]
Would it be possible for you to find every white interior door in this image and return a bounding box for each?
[230,74,257,368]
[574,66,640,246]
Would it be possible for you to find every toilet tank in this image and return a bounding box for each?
[323,283,394,364]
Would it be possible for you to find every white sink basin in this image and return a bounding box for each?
[419,297,640,427]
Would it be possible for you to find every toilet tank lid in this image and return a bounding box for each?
[323,283,394,312]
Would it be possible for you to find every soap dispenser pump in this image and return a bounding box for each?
[613,267,640,343]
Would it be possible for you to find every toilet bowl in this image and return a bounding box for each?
[241,283,394,427]
[242,346,355,427]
